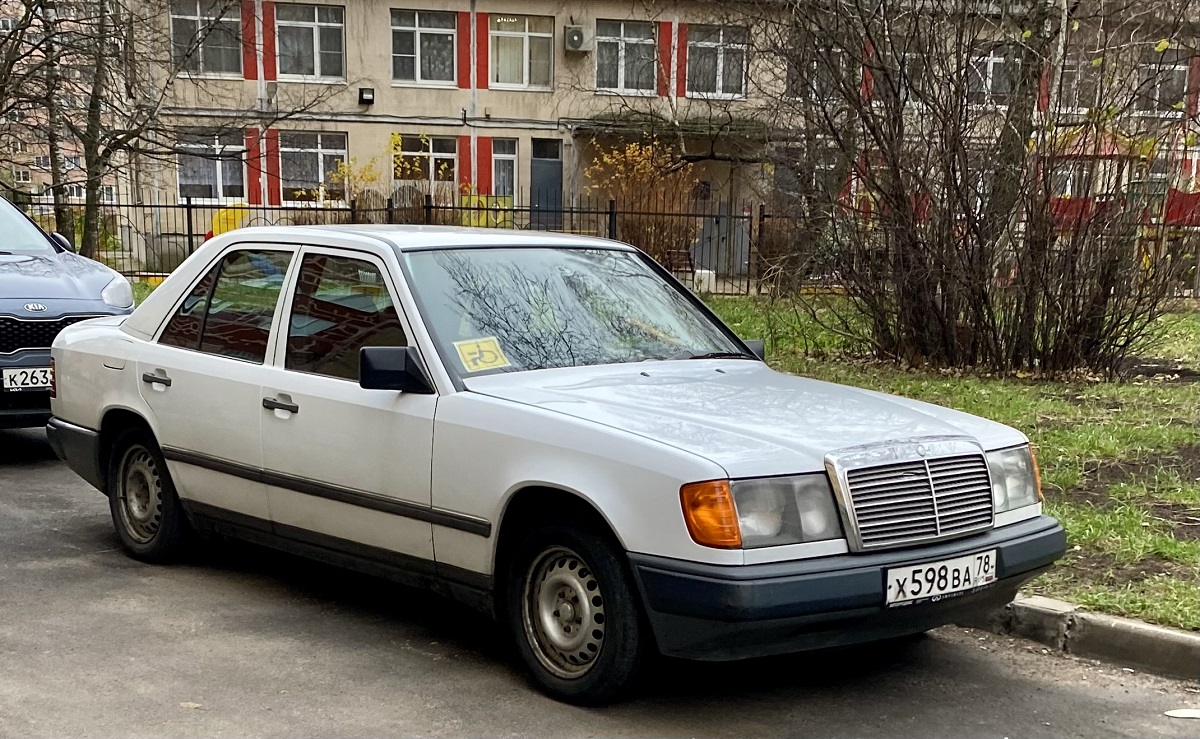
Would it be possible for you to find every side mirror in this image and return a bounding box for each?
[360,346,435,394]
[51,233,75,252]
[744,339,766,361]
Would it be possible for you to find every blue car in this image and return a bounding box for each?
[0,197,134,429]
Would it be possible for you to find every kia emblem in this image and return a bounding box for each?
[23,303,47,312]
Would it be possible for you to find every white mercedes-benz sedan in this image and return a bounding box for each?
[47,225,1065,704]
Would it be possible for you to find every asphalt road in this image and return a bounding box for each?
[1,429,1198,738]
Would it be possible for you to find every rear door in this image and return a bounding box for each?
[137,246,295,522]
[259,246,437,563]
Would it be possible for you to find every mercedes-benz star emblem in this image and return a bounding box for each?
[23,303,47,313]
[916,444,928,457]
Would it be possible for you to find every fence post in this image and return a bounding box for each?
[349,198,358,223]
[386,197,396,224]
[607,198,617,240]
[184,196,195,253]
[423,194,433,224]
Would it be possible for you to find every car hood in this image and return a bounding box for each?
[0,252,117,302]
[463,361,1027,478]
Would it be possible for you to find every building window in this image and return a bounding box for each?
[0,18,15,32]
[1058,55,1098,112]
[968,47,1016,106]
[1051,162,1092,198]
[11,139,25,154]
[101,185,117,203]
[170,0,242,76]
[65,155,81,170]
[276,4,345,79]
[177,131,245,201]
[490,15,553,89]
[280,132,347,202]
[33,155,51,169]
[492,138,517,199]
[391,10,456,84]
[12,169,30,184]
[394,135,456,184]
[65,183,86,199]
[1136,50,1188,114]
[687,25,748,98]
[595,20,656,93]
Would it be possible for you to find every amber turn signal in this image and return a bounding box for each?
[680,480,742,549]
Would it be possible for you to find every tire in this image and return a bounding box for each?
[505,523,650,705]
[107,427,192,563]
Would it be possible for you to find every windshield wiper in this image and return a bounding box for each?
[667,350,757,361]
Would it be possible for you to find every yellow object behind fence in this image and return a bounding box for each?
[459,196,515,228]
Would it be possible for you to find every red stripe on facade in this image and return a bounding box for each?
[675,23,688,97]
[476,13,489,90]
[241,1,257,80]
[860,38,874,102]
[245,129,262,205]
[476,137,493,195]
[265,129,281,205]
[458,135,473,193]
[657,21,672,97]
[262,2,277,81]
[1038,67,1051,112]
[457,12,471,89]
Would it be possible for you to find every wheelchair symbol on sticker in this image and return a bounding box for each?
[454,337,511,372]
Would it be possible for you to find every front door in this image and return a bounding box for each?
[529,138,563,230]
[137,246,295,521]
[259,247,436,563]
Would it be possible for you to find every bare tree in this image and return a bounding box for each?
[746,0,1194,376]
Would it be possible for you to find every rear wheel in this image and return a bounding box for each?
[108,428,191,562]
[505,523,650,705]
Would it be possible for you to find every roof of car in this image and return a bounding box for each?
[223,224,637,252]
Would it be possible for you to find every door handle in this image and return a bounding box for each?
[141,372,172,387]
[262,397,299,414]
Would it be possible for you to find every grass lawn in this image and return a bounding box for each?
[710,296,1199,631]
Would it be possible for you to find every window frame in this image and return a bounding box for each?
[11,168,30,184]
[279,131,348,205]
[594,19,657,96]
[393,134,458,187]
[176,130,248,205]
[275,3,346,82]
[492,138,518,202]
[968,47,1016,108]
[488,14,554,90]
[390,9,458,87]
[686,24,749,100]
[170,0,243,78]
[1134,52,1190,117]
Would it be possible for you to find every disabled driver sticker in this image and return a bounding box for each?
[454,337,511,372]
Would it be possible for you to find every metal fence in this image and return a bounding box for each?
[16,195,770,295]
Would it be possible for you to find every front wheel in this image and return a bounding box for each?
[505,523,650,705]
[108,428,192,562]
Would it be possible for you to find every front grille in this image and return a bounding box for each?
[0,315,98,354]
[845,453,994,550]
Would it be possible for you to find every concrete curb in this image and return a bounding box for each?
[962,595,1200,681]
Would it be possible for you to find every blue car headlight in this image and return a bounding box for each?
[101,276,134,308]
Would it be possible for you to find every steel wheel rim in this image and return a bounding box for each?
[118,446,162,544]
[521,546,607,680]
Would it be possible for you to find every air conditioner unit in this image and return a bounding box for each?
[564,25,591,52]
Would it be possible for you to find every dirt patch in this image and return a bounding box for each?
[1055,550,1183,586]
[1121,357,1200,382]
[1055,444,1200,538]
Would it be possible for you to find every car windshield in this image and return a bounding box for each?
[404,247,743,375]
[0,198,54,255]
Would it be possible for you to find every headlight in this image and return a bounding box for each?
[101,276,134,308]
[986,445,1041,513]
[731,474,843,548]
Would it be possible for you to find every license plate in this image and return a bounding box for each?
[886,549,997,607]
[2,367,52,392]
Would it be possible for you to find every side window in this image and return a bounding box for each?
[159,264,218,349]
[285,253,408,381]
[159,248,293,362]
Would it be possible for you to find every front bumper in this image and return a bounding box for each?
[0,350,53,429]
[630,515,1066,661]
